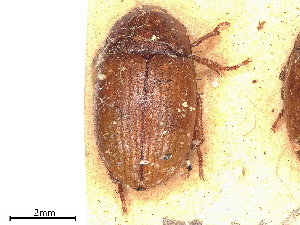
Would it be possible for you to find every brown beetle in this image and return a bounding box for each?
[272,32,300,158]
[93,5,250,213]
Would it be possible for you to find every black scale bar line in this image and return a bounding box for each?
[9,216,76,221]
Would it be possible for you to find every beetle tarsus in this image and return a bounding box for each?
[271,109,284,132]
[191,22,230,47]
[192,93,205,180]
[118,184,127,214]
[189,55,250,73]
[220,58,251,71]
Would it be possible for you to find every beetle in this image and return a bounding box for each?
[92,5,250,213]
[272,32,300,158]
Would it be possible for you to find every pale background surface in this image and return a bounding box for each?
[1,1,86,224]
[84,0,300,224]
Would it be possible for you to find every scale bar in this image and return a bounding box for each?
[9,216,76,221]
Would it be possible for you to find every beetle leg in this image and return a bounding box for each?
[118,183,128,214]
[270,61,288,133]
[189,55,251,73]
[191,22,230,47]
[279,62,289,99]
[189,22,250,73]
[279,66,288,81]
[192,93,205,179]
[108,172,128,214]
[295,151,300,161]
[271,109,284,132]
